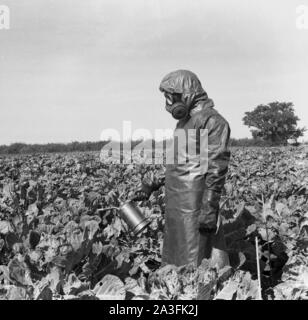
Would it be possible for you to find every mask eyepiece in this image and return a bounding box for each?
[164,92,188,119]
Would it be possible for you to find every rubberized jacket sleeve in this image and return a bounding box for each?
[142,169,165,192]
[198,115,231,231]
[151,173,165,191]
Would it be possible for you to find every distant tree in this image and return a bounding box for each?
[243,101,306,145]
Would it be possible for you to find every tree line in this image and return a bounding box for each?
[0,140,144,155]
[0,101,305,155]
[0,137,296,155]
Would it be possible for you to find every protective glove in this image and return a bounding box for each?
[198,189,221,234]
[131,182,153,201]
[132,172,164,201]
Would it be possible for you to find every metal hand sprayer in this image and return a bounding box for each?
[97,200,151,236]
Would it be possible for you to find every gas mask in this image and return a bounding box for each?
[164,92,188,120]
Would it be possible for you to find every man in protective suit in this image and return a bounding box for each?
[133,70,231,269]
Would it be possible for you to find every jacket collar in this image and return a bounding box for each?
[190,99,214,116]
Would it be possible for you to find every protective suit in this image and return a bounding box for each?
[134,70,231,268]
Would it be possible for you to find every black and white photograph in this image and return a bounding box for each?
[0,0,308,306]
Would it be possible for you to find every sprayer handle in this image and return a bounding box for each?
[97,206,119,213]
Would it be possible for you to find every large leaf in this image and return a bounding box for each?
[93,274,126,300]
[0,221,13,235]
[8,258,33,286]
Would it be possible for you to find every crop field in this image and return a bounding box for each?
[0,146,307,300]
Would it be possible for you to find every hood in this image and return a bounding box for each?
[159,70,209,109]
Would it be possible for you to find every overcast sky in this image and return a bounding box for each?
[0,0,307,144]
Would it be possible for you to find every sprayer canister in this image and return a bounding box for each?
[119,200,150,235]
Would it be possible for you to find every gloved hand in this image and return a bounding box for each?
[198,189,221,233]
[131,173,156,201]
[131,182,153,201]
[132,171,165,201]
